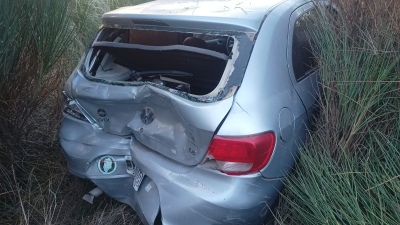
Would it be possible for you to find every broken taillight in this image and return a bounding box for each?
[205,132,275,175]
[62,92,89,122]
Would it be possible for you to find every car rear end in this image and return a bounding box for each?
[59,0,289,224]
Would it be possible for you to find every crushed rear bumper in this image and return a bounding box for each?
[59,116,283,225]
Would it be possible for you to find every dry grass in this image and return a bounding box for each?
[0,0,148,224]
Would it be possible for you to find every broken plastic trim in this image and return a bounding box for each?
[91,41,230,61]
[62,91,101,129]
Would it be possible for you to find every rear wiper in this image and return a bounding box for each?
[130,70,192,80]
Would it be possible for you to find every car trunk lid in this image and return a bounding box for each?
[71,77,234,166]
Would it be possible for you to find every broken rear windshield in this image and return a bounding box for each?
[81,28,254,102]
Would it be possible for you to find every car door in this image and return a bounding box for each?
[287,4,320,117]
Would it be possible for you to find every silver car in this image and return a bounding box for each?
[59,0,326,224]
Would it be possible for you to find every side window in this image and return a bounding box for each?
[292,9,318,82]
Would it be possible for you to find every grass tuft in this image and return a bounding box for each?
[275,0,400,224]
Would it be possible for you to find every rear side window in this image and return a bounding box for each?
[292,9,318,81]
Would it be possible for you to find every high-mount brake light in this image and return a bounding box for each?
[206,132,275,175]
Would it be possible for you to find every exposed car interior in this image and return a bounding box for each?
[87,28,236,95]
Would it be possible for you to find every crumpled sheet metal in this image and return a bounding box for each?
[68,71,234,165]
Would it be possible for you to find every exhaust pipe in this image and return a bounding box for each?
[82,187,104,204]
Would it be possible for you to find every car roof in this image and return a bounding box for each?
[102,0,289,33]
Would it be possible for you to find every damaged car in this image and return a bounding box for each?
[59,0,328,224]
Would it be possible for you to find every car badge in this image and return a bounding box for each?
[97,109,107,117]
[141,107,155,124]
[98,156,117,174]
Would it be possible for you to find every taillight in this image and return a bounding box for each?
[205,132,275,175]
[62,92,89,122]
[63,103,88,122]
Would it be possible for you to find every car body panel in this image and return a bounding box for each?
[66,70,234,165]
[59,0,325,224]
[60,115,284,225]
[217,0,311,178]
[102,0,288,33]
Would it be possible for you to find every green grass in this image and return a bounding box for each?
[274,1,400,224]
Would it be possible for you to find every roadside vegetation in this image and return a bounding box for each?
[0,0,147,224]
[275,0,400,224]
[0,0,398,224]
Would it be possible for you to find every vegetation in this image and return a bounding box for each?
[0,0,398,224]
[275,0,400,224]
[0,0,147,224]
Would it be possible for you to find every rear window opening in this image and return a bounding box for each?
[85,28,239,96]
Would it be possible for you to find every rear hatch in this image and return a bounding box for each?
[66,28,253,165]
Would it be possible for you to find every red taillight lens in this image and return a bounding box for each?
[206,132,275,175]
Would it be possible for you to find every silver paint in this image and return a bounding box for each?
[59,0,328,224]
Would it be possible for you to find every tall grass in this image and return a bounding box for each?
[275,0,400,224]
[0,0,73,149]
[0,0,148,224]
[2,0,398,224]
